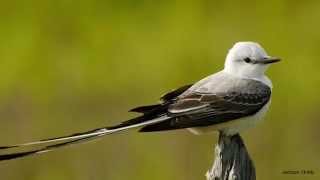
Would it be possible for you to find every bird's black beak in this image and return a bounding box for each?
[261,57,281,64]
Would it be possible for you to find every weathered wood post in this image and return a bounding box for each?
[206,133,256,180]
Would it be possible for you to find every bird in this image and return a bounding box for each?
[0,41,280,161]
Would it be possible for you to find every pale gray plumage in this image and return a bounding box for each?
[140,71,271,133]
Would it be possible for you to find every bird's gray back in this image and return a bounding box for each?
[180,71,270,97]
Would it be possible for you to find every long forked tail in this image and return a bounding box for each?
[0,116,170,161]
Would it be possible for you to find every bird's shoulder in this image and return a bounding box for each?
[169,72,272,114]
[178,71,271,97]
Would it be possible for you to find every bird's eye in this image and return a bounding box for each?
[244,57,252,63]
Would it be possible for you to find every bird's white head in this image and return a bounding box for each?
[223,42,280,79]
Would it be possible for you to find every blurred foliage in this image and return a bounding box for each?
[0,0,319,179]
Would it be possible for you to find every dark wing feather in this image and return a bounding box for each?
[109,84,193,129]
[129,84,193,114]
[160,84,193,102]
[129,104,162,113]
[140,81,271,132]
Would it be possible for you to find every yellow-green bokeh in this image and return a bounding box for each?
[0,0,319,179]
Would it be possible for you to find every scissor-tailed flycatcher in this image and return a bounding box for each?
[0,42,280,161]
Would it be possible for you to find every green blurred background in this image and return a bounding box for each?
[0,0,319,179]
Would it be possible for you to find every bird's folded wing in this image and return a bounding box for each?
[140,82,271,132]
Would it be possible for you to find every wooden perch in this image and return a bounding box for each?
[206,133,256,180]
